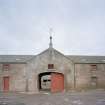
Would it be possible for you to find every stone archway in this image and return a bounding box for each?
[38,72,64,92]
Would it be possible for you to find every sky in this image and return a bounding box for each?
[0,0,105,55]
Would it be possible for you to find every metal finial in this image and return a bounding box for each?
[49,36,53,48]
[49,28,53,48]
[50,36,52,40]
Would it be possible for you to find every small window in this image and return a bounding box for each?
[48,64,54,69]
[91,76,97,87]
[91,76,97,81]
[3,64,10,71]
[90,65,97,71]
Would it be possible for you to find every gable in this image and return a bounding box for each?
[30,47,73,65]
[27,48,74,74]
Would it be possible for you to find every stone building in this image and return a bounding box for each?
[0,36,105,93]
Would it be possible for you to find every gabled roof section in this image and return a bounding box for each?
[52,48,74,63]
[35,47,74,64]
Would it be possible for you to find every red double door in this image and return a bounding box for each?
[51,73,64,92]
[3,77,9,91]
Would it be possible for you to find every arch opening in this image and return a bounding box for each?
[38,72,64,92]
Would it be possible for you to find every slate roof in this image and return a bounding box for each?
[67,55,105,64]
[0,55,34,63]
[0,55,105,64]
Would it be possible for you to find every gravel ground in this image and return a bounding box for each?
[0,90,105,105]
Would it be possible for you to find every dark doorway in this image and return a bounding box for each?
[39,72,51,91]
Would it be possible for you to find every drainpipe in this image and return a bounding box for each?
[25,63,29,92]
[74,63,76,89]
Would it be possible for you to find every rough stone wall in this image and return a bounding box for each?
[0,63,26,92]
[75,64,105,90]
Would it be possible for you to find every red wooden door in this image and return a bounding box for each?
[51,73,64,92]
[3,77,9,91]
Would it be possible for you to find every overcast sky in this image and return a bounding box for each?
[0,0,105,55]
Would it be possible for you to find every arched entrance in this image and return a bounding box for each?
[38,72,64,92]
